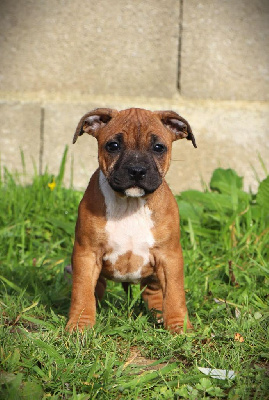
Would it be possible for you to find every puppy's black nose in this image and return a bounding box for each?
[128,166,147,181]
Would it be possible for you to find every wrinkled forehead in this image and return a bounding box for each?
[100,108,167,145]
[117,108,156,128]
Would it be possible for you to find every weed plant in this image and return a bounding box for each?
[0,150,268,399]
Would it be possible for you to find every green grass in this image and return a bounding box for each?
[0,152,268,399]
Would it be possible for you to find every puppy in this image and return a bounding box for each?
[66,108,196,333]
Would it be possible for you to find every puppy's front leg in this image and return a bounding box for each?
[157,246,192,333]
[66,247,100,332]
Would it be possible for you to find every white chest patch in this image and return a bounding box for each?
[99,171,155,269]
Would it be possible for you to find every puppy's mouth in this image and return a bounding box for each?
[124,187,145,198]
[108,178,161,198]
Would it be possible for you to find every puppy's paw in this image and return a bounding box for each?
[166,320,193,334]
[65,315,94,333]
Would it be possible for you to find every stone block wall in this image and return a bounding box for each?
[181,0,269,100]
[0,0,268,193]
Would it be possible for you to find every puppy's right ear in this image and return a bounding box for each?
[73,108,118,144]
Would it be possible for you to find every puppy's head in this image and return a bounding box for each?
[73,108,197,197]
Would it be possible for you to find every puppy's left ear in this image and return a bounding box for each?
[73,108,118,144]
[154,110,197,148]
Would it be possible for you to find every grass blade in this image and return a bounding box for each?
[56,145,68,187]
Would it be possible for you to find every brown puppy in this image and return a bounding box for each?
[66,108,197,333]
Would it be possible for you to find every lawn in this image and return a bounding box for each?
[0,151,268,399]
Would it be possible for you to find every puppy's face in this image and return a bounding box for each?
[73,108,196,197]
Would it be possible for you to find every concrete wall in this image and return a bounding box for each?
[0,0,268,193]
[0,0,179,98]
[181,0,269,100]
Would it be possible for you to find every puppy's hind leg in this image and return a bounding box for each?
[95,276,107,301]
[122,282,132,297]
[141,278,163,322]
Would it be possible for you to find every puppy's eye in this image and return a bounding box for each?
[106,141,120,152]
[153,143,166,153]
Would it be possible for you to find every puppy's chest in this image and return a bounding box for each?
[101,184,155,282]
[104,205,154,264]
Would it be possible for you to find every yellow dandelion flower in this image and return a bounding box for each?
[48,178,56,191]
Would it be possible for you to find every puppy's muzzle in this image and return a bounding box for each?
[107,149,163,196]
